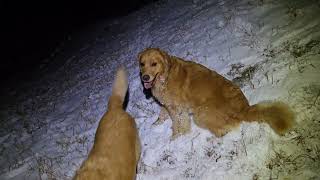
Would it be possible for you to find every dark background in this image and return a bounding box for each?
[1,0,155,84]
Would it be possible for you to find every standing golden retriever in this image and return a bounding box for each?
[74,68,141,180]
[138,48,295,139]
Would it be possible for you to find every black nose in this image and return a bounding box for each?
[142,75,150,81]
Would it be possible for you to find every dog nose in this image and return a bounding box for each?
[142,75,150,81]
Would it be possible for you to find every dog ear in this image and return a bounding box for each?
[137,51,143,61]
[158,49,171,67]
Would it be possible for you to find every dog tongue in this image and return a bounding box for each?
[144,82,152,89]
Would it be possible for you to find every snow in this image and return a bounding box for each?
[1,0,320,179]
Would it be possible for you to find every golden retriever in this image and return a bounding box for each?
[138,48,295,139]
[74,68,141,180]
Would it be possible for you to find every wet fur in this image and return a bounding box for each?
[138,48,295,139]
[74,68,141,180]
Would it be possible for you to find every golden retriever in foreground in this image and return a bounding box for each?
[74,68,140,180]
[138,48,295,139]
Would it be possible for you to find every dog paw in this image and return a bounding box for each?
[170,132,183,141]
[213,128,229,137]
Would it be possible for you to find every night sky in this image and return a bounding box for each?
[2,0,155,85]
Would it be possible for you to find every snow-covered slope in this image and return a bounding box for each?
[1,0,319,179]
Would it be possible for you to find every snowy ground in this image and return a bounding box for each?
[1,0,320,179]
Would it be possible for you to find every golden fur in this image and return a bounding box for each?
[74,68,141,180]
[138,48,295,139]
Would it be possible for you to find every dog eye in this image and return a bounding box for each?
[140,62,145,67]
[151,62,157,66]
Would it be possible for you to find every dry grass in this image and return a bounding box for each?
[157,150,176,166]
[227,63,259,89]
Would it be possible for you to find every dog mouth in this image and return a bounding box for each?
[143,74,158,89]
[143,81,153,89]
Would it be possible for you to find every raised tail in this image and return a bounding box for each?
[245,101,295,135]
[108,67,128,110]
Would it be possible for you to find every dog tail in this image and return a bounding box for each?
[244,101,295,135]
[108,67,128,110]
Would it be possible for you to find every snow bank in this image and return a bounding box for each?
[1,0,319,179]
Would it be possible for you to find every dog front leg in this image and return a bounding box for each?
[153,106,170,125]
[168,108,191,140]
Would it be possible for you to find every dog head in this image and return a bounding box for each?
[138,48,171,89]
